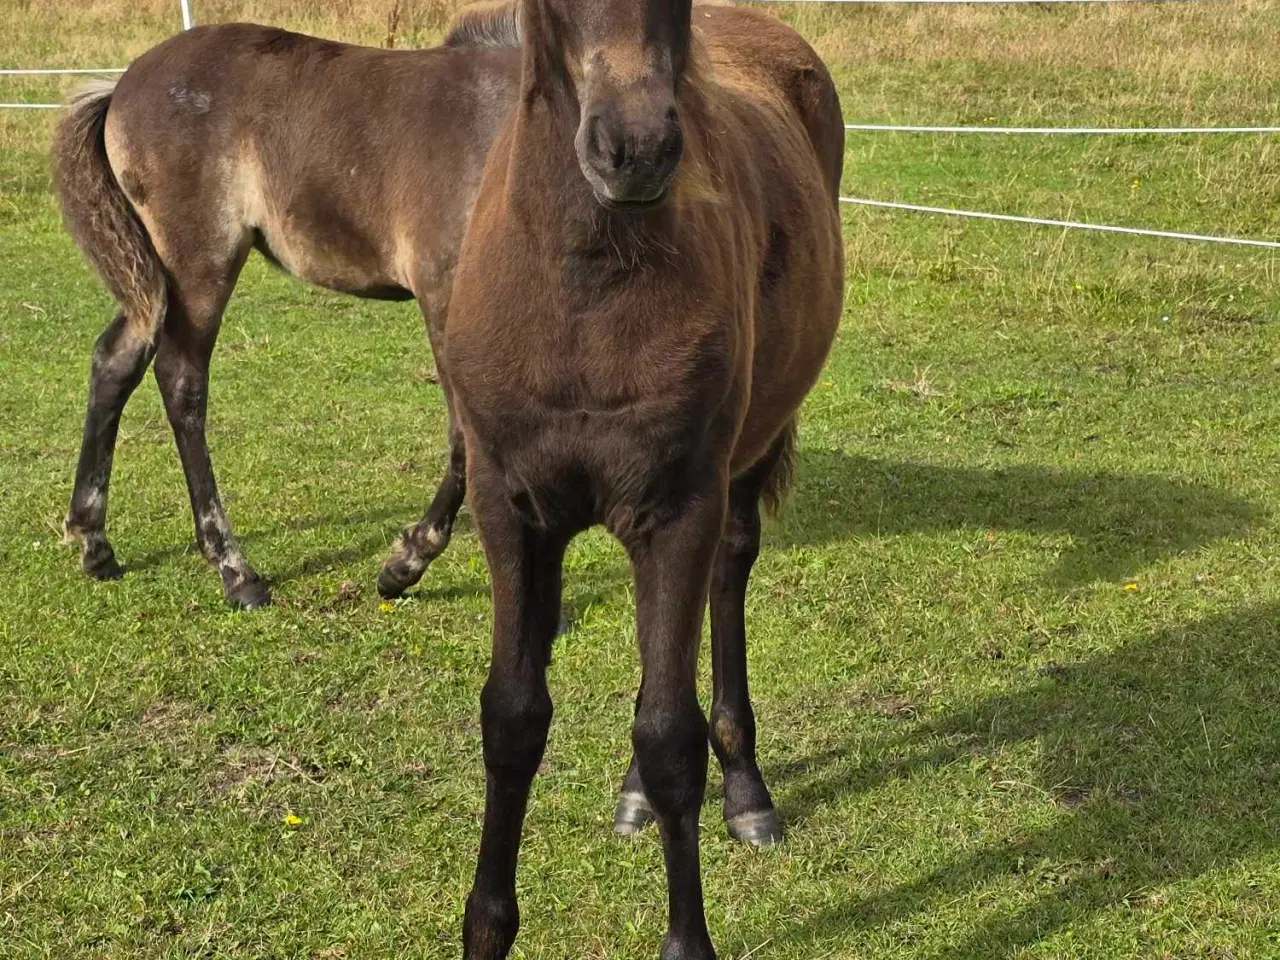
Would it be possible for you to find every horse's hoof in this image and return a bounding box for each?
[376,560,419,600]
[83,544,124,581]
[613,791,656,836]
[726,809,783,847]
[225,576,271,610]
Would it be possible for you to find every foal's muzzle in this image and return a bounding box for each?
[577,101,683,209]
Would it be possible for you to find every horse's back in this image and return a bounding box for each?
[692,6,845,474]
[102,23,520,300]
[698,5,844,201]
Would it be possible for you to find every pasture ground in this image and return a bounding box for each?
[2,1,1279,957]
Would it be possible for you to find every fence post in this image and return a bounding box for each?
[180,0,194,29]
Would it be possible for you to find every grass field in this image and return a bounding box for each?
[3,1,1280,957]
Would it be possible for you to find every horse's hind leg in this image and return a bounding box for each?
[152,250,267,608]
[63,311,158,578]
[377,414,466,599]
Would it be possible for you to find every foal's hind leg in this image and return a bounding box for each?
[63,311,158,579]
[708,459,782,845]
[152,252,267,608]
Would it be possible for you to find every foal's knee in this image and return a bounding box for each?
[710,701,756,766]
[479,678,552,780]
[633,697,708,814]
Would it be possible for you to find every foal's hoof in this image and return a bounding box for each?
[376,537,432,599]
[83,541,124,581]
[376,558,421,600]
[67,525,124,580]
[726,809,783,847]
[612,791,656,836]
[224,574,271,610]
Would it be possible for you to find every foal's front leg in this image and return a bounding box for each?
[377,419,466,599]
[462,467,566,960]
[379,299,468,600]
[616,455,783,846]
[626,485,726,960]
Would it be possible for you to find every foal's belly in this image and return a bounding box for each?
[252,219,415,302]
[241,155,460,304]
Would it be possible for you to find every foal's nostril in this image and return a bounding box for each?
[610,137,628,173]
[588,109,629,173]
[658,121,683,168]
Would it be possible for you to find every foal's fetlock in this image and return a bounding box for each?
[462,888,519,960]
[376,524,449,599]
[713,712,782,846]
[220,564,270,610]
[64,520,124,580]
[660,932,717,960]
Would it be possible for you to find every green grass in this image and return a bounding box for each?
[3,3,1280,958]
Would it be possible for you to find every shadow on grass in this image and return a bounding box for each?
[120,449,1261,599]
[779,449,1264,584]
[122,501,417,580]
[764,602,1280,956]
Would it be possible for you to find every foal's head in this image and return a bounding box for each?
[524,0,692,209]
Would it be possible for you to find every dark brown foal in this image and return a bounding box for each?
[443,1,844,956]
[52,20,521,607]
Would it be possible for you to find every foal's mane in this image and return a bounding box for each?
[443,1,522,48]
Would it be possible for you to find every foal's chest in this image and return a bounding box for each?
[448,288,743,524]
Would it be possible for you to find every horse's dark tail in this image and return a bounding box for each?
[761,419,797,517]
[52,80,167,340]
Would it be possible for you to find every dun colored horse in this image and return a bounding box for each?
[443,0,843,956]
[52,13,523,608]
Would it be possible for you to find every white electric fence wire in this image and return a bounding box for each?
[846,123,1280,134]
[756,0,1203,5]
[838,196,1280,249]
[1,0,190,102]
